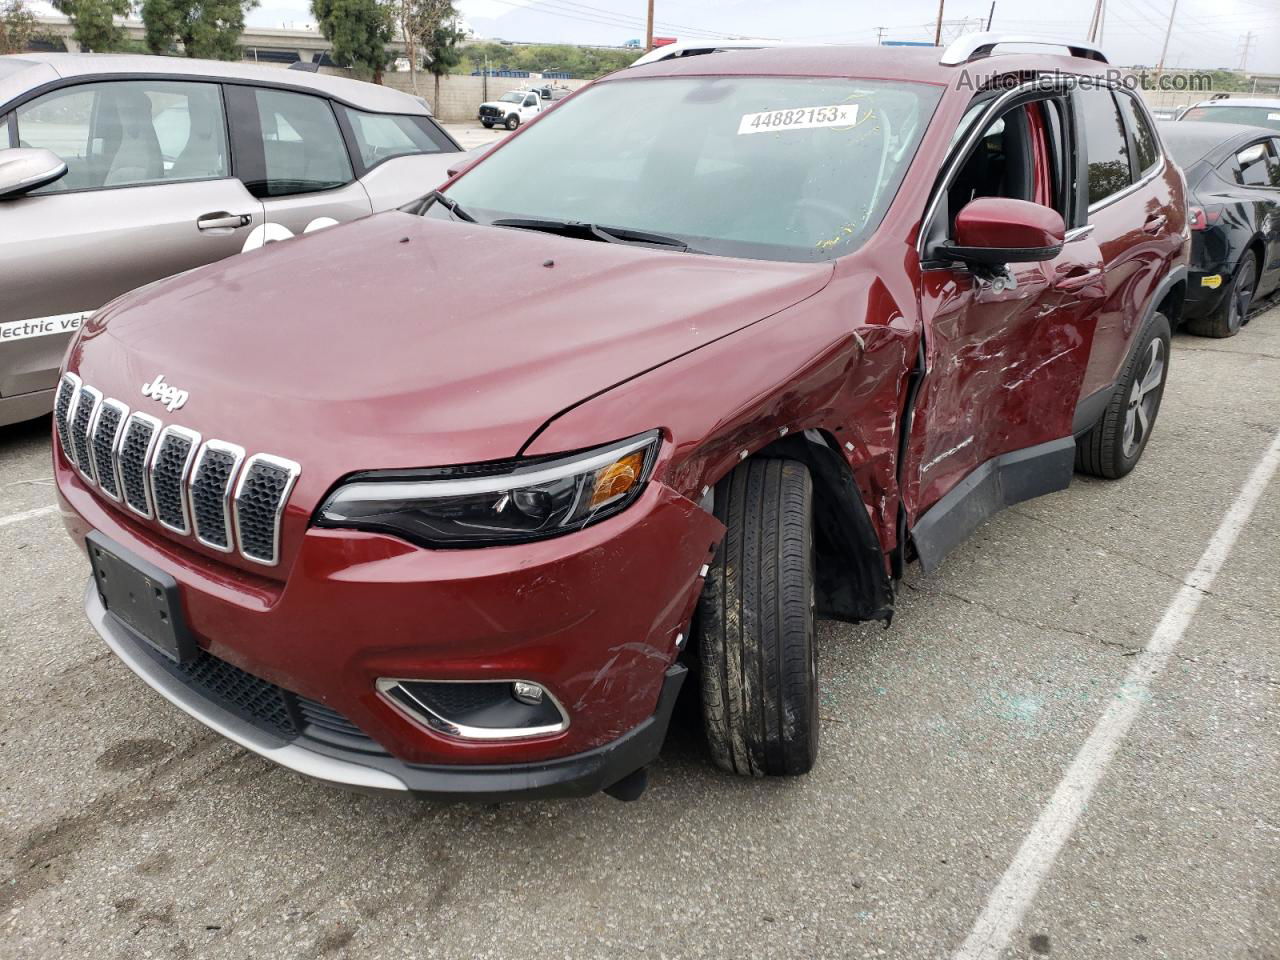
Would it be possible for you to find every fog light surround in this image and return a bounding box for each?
[376,678,569,740]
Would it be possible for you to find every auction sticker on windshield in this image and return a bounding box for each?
[738,104,859,135]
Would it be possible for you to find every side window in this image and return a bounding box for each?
[15,81,227,193]
[946,100,1067,235]
[1118,92,1160,176]
[341,107,451,168]
[1229,140,1280,188]
[524,95,537,108]
[251,88,352,197]
[1079,87,1133,207]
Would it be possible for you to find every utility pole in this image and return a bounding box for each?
[1155,0,1177,77]
[1087,0,1101,41]
[985,1,995,30]
[934,0,945,46]
[645,0,654,50]
[1097,0,1105,44]
[1238,31,1255,72]
[875,26,886,44]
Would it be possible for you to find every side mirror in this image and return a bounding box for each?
[446,142,496,179]
[948,197,1066,266]
[0,148,68,199]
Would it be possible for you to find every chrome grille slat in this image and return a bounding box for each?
[53,373,80,458]
[190,441,245,552]
[118,412,162,518]
[149,426,201,535]
[70,385,101,481]
[63,377,298,566]
[90,400,129,502]
[234,454,300,566]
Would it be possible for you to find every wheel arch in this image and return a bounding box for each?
[744,430,895,625]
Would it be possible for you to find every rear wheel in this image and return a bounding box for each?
[1186,251,1258,338]
[1076,310,1171,479]
[505,114,520,130]
[697,458,818,777]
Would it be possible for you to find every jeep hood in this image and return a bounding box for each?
[72,211,831,486]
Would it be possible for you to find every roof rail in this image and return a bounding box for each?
[629,39,781,68]
[939,32,1108,66]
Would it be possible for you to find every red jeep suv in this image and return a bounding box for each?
[53,35,1188,801]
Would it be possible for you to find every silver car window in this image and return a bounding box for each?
[342,108,451,168]
[15,80,229,193]
[252,88,352,197]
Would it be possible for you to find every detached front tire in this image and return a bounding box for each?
[697,458,818,777]
[1076,310,1171,479]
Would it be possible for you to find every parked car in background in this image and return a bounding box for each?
[0,53,462,428]
[478,90,542,129]
[1179,96,1280,132]
[53,35,1187,801]
[526,83,573,102]
[1159,120,1280,337]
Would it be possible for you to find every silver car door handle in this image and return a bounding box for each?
[197,212,252,230]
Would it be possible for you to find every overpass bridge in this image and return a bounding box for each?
[32,16,412,64]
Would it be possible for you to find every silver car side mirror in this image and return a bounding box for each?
[0,148,68,199]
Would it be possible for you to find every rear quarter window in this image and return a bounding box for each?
[342,108,454,168]
[1119,93,1160,175]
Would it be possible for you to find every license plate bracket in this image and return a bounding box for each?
[87,531,196,664]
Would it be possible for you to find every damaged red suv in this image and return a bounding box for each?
[54,36,1187,801]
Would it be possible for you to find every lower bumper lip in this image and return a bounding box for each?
[85,579,689,800]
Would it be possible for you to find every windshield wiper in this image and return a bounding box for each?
[490,217,692,252]
[415,190,476,223]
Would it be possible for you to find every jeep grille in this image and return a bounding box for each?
[54,374,300,567]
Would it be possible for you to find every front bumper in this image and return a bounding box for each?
[57,448,721,789]
[87,580,689,799]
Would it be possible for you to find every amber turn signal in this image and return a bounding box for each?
[590,451,645,507]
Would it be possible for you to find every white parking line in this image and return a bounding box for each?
[953,431,1280,960]
[0,504,58,528]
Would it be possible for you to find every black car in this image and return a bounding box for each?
[1159,121,1280,337]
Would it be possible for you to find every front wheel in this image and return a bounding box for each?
[696,458,818,777]
[1076,310,1171,479]
[481,120,493,129]
[1185,251,1258,338]
[505,114,520,131]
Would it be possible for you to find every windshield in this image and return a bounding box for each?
[1182,105,1280,132]
[441,76,942,262]
[499,92,525,103]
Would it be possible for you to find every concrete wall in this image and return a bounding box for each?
[380,73,587,122]
[314,67,585,121]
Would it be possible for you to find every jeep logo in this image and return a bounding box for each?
[141,374,189,412]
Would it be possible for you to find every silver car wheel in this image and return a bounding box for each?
[1122,339,1165,458]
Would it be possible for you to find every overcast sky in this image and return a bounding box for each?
[248,0,1279,72]
[32,0,1280,73]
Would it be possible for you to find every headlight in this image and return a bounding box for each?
[315,431,660,547]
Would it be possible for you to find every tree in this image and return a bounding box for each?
[424,19,463,110]
[51,0,132,53]
[0,0,38,54]
[396,0,451,96]
[312,0,392,83]
[141,0,256,59]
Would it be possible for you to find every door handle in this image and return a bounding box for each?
[1142,215,1168,234]
[1054,267,1103,292]
[197,212,252,231]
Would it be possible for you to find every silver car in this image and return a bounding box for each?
[0,53,463,427]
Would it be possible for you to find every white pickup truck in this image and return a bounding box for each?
[478,90,542,130]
